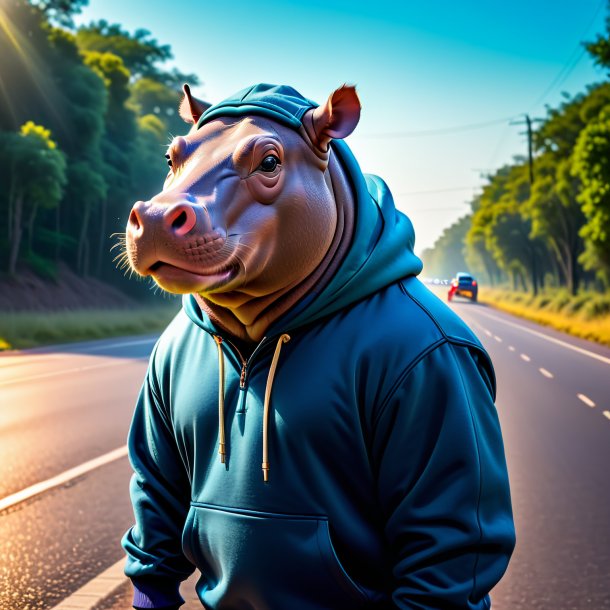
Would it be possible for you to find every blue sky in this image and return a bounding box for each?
[75,0,607,254]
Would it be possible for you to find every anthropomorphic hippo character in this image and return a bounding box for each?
[122,83,515,610]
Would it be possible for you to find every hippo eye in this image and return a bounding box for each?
[258,155,279,172]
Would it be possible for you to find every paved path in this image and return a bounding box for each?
[2,297,609,609]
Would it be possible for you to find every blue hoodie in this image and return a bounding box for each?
[122,84,515,609]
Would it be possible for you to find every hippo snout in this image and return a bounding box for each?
[128,200,200,238]
[126,198,223,280]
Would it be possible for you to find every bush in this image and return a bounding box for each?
[546,289,572,313]
[532,294,553,309]
[580,294,610,320]
[562,293,591,317]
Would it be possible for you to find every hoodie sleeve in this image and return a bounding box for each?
[121,356,195,609]
[372,340,515,610]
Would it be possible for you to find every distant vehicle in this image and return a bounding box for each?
[448,272,478,302]
[422,277,451,286]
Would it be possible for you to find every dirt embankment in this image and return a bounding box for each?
[0,265,138,311]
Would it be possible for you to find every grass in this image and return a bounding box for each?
[0,305,181,351]
[478,288,610,348]
[4,287,609,351]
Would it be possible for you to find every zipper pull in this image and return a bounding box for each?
[239,363,247,388]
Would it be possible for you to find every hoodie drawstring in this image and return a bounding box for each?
[213,336,227,463]
[213,333,291,481]
[262,334,291,482]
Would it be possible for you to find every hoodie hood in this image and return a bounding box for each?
[196,83,317,131]
[184,84,423,335]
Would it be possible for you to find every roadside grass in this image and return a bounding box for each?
[478,288,610,347]
[0,305,181,351]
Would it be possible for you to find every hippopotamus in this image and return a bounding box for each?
[122,83,514,610]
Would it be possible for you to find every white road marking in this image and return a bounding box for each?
[0,338,156,368]
[539,368,554,378]
[0,353,70,369]
[484,329,492,337]
[508,346,516,352]
[0,359,145,388]
[50,558,127,610]
[77,337,157,353]
[473,308,610,366]
[494,335,502,342]
[0,446,128,512]
[577,393,596,408]
[603,411,610,421]
[520,353,531,362]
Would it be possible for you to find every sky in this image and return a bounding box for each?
[75,0,608,255]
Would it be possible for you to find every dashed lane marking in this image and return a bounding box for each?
[508,346,516,352]
[472,308,610,366]
[539,368,554,378]
[0,446,128,512]
[603,411,610,421]
[484,330,492,337]
[494,335,502,342]
[577,393,596,408]
[520,354,531,362]
[50,558,127,610]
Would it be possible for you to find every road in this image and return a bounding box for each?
[1,295,609,609]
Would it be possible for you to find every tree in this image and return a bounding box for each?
[585,1,610,76]
[526,153,585,294]
[467,163,550,294]
[0,122,66,275]
[75,21,201,137]
[64,160,106,275]
[573,107,610,285]
[75,21,173,81]
[421,215,471,280]
[28,0,88,28]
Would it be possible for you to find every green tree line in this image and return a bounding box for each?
[0,0,199,295]
[422,9,610,296]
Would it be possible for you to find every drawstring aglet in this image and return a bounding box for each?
[219,443,226,464]
[262,462,270,482]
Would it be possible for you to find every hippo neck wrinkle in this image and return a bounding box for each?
[196,152,355,343]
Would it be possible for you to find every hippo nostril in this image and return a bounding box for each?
[172,211,188,230]
[129,208,141,231]
[165,203,197,236]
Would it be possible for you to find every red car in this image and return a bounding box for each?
[448,272,478,302]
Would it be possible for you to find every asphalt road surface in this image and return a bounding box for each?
[1,293,609,609]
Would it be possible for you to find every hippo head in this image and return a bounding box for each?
[126,84,361,340]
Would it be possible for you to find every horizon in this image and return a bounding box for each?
[75,0,608,255]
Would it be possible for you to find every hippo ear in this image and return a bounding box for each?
[306,84,361,151]
[179,83,212,125]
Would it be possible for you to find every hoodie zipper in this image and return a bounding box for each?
[213,334,269,389]
[211,331,291,480]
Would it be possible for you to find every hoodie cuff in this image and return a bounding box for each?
[132,577,184,609]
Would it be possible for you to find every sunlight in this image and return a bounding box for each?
[0,2,66,131]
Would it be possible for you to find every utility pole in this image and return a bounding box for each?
[510,114,542,185]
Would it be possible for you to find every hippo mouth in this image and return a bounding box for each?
[147,260,239,293]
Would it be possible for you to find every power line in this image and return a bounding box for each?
[530,0,605,110]
[357,115,519,139]
[394,186,480,196]
[407,207,472,213]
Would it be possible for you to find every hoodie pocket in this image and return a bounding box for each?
[183,503,368,610]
